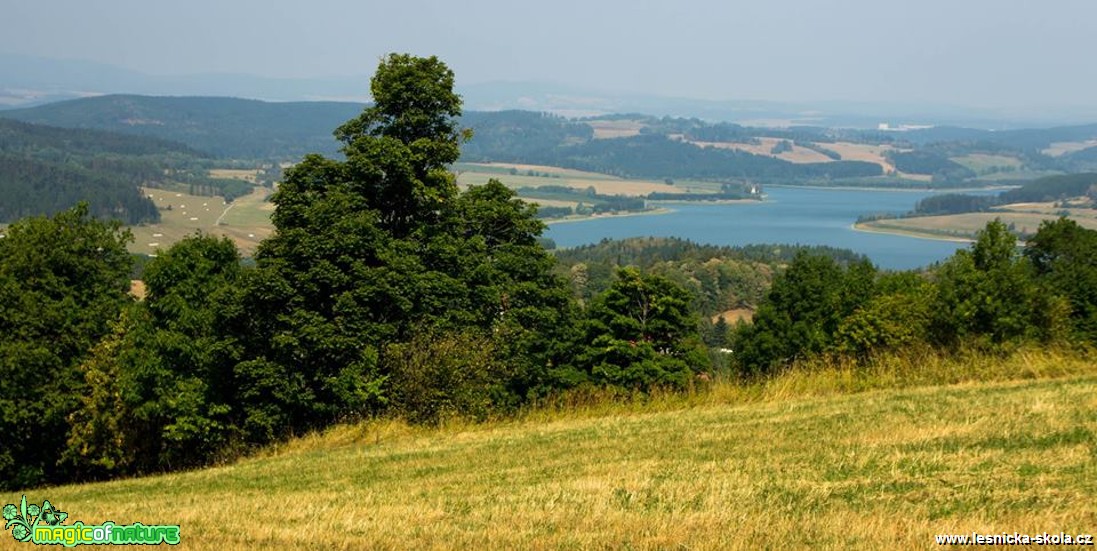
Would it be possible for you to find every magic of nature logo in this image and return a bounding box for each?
[3,495,180,546]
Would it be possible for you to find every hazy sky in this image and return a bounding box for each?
[4,0,1097,109]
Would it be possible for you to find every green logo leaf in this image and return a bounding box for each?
[3,495,66,542]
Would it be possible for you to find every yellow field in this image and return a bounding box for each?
[129,186,273,256]
[827,142,901,173]
[2,348,1094,550]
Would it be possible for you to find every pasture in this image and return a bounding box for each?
[2,349,1093,550]
[130,186,273,256]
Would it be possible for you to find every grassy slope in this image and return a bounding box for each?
[2,349,1094,550]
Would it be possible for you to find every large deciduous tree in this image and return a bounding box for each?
[235,54,572,438]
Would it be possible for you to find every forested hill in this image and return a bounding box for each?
[1,95,364,159]
[8,94,1097,184]
[0,119,205,223]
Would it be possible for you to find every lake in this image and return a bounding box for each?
[545,186,993,270]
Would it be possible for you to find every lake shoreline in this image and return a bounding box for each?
[852,221,975,243]
[545,207,674,225]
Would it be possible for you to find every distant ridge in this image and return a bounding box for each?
[1,95,365,159]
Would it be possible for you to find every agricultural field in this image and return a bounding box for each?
[858,204,1097,241]
[129,186,273,256]
[456,162,679,196]
[950,153,1024,173]
[208,168,261,183]
[685,138,834,164]
[827,142,900,173]
[585,119,646,139]
[2,352,1093,550]
[1043,140,1097,157]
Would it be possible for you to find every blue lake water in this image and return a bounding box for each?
[545,186,996,270]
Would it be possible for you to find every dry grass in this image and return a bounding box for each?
[712,308,754,324]
[3,348,1095,550]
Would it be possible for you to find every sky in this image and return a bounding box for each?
[4,0,1097,110]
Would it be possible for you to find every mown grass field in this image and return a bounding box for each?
[3,348,1094,550]
[129,186,273,256]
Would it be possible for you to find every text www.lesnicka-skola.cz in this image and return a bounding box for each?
[935,532,1093,546]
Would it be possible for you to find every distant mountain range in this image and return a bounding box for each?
[5,53,1097,128]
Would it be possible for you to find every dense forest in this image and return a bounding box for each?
[0,119,207,223]
[3,56,1097,494]
[0,117,275,223]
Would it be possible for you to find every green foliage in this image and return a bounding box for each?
[733,254,877,376]
[65,234,244,477]
[0,204,133,490]
[384,330,509,425]
[570,268,707,389]
[233,54,573,439]
[928,220,1052,347]
[1025,217,1097,342]
[834,281,932,357]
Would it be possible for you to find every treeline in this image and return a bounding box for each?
[886,150,976,182]
[554,237,867,318]
[910,173,1097,217]
[0,155,160,223]
[734,218,1097,375]
[0,119,211,223]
